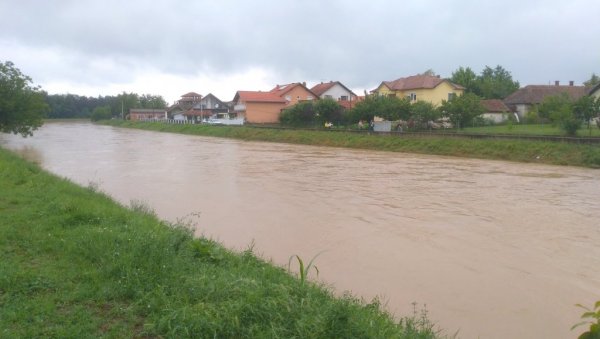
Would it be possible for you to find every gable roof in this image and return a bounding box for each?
[181,92,202,98]
[270,82,319,98]
[589,82,600,96]
[481,99,510,113]
[504,85,587,105]
[234,91,287,103]
[310,81,357,97]
[380,75,464,92]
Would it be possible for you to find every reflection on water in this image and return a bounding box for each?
[2,121,600,339]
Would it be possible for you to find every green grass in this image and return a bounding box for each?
[462,123,600,137]
[100,120,600,168]
[0,147,440,338]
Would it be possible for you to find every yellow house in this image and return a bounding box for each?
[371,74,464,106]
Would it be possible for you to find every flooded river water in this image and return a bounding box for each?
[2,121,599,338]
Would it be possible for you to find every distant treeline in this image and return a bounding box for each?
[43,92,167,119]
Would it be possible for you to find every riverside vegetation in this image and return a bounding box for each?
[0,147,440,338]
[101,120,600,168]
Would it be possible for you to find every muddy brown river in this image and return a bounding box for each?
[2,121,599,338]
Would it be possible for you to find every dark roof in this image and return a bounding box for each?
[379,75,464,91]
[481,99,510,113]
[181,92,202,98]
[589,82,600,96]
[310,81,357,97]
[504,85,587,105]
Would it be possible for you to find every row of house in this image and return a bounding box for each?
[130,75,600,124]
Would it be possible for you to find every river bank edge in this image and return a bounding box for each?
[99,120,600,168]
[0,146,442,338]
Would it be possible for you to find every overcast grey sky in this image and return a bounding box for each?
[1,0,598,103]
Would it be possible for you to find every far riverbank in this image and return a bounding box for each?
[100,120,600,168]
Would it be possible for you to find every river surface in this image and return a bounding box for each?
[2,121,599,338]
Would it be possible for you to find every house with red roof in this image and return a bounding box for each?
[183,93,230,121]
[480,99,512,123]
[167,92,203,120]
[233,82,318,123]
[371,74,464,106]
[310,81,358,109]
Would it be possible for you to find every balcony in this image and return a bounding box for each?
[234,104,246,112]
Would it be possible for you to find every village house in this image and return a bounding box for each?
[183,93,230,122]
[371,74,464,106]
[589,82,600,99]
[480,99,512,123]
[503,81,587,119]
[167,92,202,120]
[310,81,358,109]
[129,108,167,121]
[233,82,318,123]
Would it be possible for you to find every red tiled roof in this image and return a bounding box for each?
[504,85,587,105]
[235,91,287,103]
[270,82,320,98]
[310,82,337,96]
[382,75,464,91]
[481,99,510,113]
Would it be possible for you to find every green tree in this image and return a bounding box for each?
[139,94,167,109]
[439,93,485,129]
[90,105,112,121]
[280,101,315,126]
[409,101,439,129]
[573,96,599,135]
[0,61,48,136]
[450,66,478,94]
[314,98,343,124]
[349,95,410,123]
[476,65,520,99]
[538,94,580,136]
[583,73,600,88]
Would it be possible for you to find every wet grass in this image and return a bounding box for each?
[0,147,441,338]
[462,124,600,137]
[101,120,600,168]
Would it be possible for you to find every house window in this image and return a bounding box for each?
[409,93,417,101]
[325,95,333,99]
[307,95,313,100]
[388,93,395,98]
[448,93,456,101]
[340,95,348,101]
[285,95,291,101]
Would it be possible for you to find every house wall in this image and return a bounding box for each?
[515,104,530,120]
[321,84,355,101]
[243,102,286,123]
[590,88,600,100]
[282,86,316,106]
[481,113,508,123]
[130,113,165,121]
[373,82,463,106]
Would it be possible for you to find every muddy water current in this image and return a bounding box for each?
[2,121,599,338]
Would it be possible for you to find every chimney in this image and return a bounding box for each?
[569,81,574,86]
[302,81,306,87]
[555,80,560,86]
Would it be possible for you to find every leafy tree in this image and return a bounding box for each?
[573,96,599,135]
[583,73,600,88]
[476,65,520,99]
[450,66,478,94]
[0,61,48,136]
[348,95,410,123]
[139,94,167,109]
[439,93,484,129]
[280,101,315,126]
[409,101,439,129]
[538,94,580,136]
[90,105,112,121]
[314,98,343,124]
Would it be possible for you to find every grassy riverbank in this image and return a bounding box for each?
[101,120,600,168]
[0,147,438,338]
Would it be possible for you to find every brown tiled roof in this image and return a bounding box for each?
[181,92,202,98]
[310,81,358,97]
[504,85,587,105]
[270,82,319,98]
[589,83,600,96]
[382,75,464,91]
[481,99,510,113]
[235,91,287,103]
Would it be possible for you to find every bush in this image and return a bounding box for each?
[90,105,112,121]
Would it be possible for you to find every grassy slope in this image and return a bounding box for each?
[0,147,437,338]
[101,120,600,168]
[463,123,600,137]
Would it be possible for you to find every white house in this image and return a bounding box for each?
[310,81,358,109]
